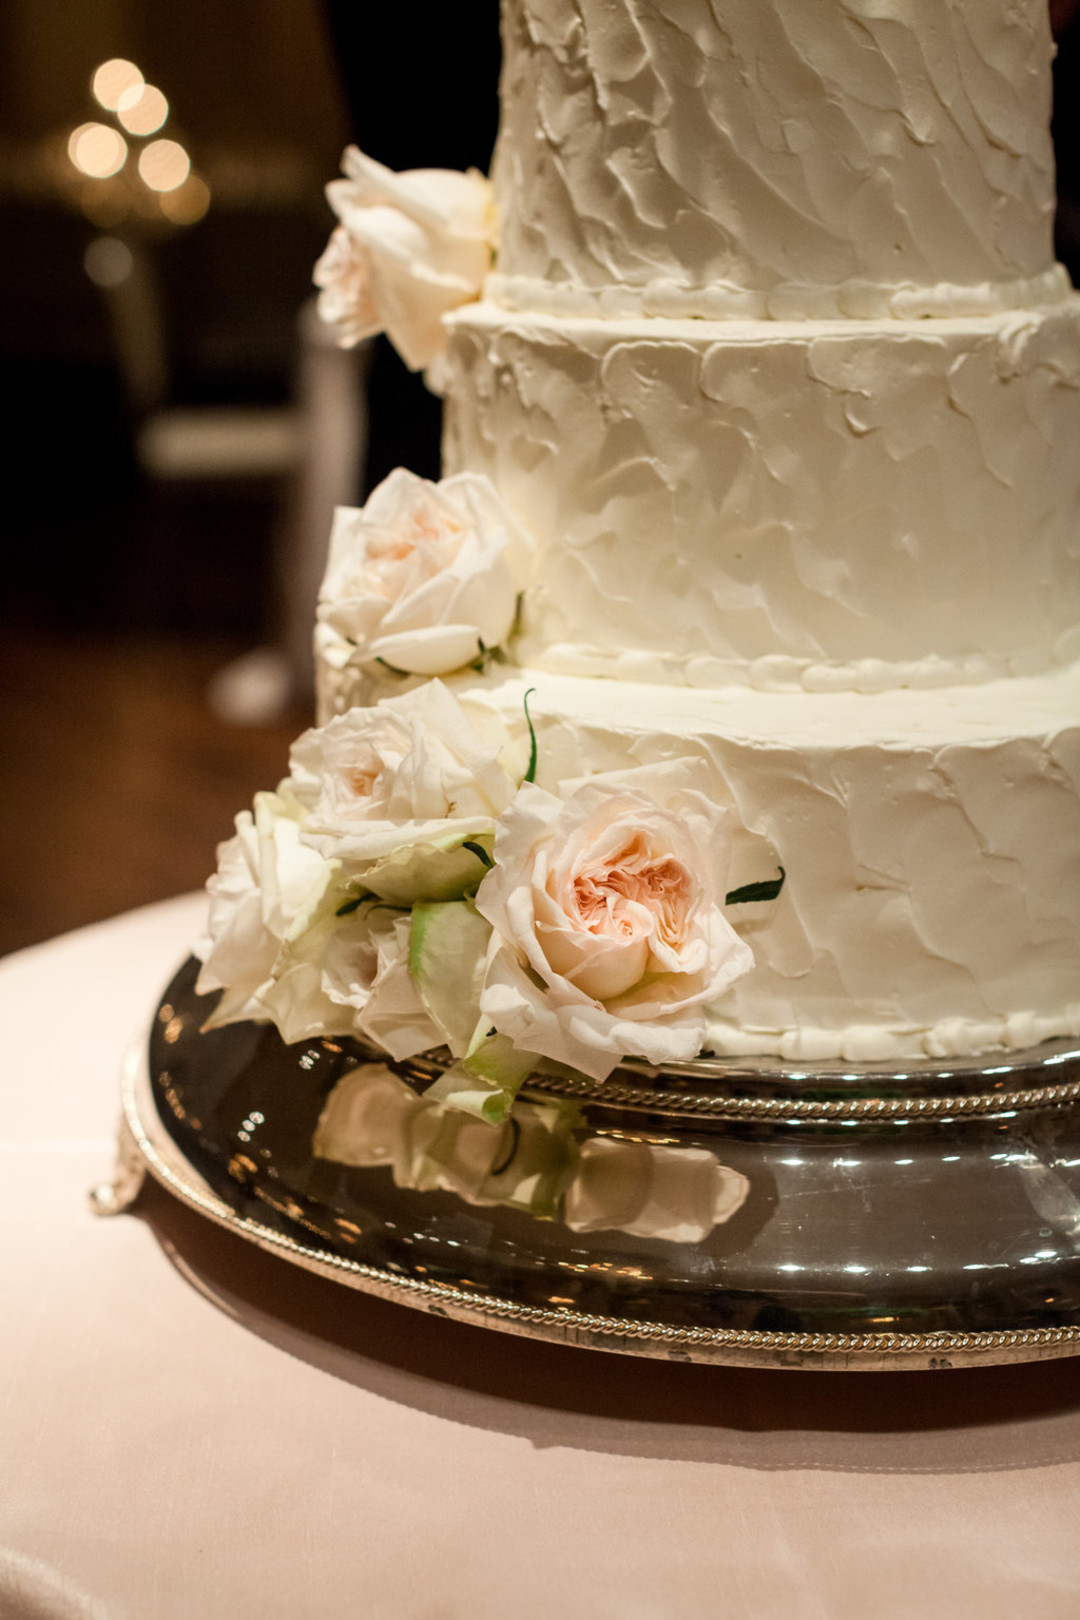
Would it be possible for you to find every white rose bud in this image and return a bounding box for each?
[314,145,494,391]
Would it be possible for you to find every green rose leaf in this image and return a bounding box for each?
[725,866,786,906]
[422,1063,515,1125]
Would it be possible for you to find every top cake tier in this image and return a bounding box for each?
[491,0,1063,320]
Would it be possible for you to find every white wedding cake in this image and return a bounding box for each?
[200,0,1080,1121]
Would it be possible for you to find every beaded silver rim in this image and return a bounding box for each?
[520,1072,1080,1121]
[383,1040,1080,1123]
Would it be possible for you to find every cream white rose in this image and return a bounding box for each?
[194,789,337,1031]
[291,681,514,880]
[474,764,755,1081]
[564,1139,749,1243]
[271,900,440,1058]
[314,145,493,391]
[196,789,443,1050]
[316,469,532,678]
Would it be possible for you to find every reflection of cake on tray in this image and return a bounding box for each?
[127,1,1080,1364]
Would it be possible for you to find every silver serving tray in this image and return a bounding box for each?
[93,959,1080,1371]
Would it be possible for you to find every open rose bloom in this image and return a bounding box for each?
[316,469,532,680]
[474,765,755,1082]
[313,146,494,392]
[291,681,514,890]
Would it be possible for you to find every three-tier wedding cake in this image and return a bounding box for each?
[198,0,1080,1127]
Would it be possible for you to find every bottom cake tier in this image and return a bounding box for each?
[132,958,1080,1369]
[316,659,1080,1065]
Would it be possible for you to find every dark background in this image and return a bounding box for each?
[1,0,500,644]
[0,1,1076,953]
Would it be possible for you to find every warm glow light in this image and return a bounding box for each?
[92,59,143,112]
[77,180,131,229]
[138,137,189,192]
[83,236,133,288]
[68,122,128,179]
[117,83,168,136]
[159,173,211,224]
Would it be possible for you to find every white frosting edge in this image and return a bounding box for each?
[702,1007,1080,1065]
[524,632,1080,696]
[487,264,1072,323]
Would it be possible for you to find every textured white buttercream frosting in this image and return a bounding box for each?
[444,299,1080,688]
[494,0,1057,311]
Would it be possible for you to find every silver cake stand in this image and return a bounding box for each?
[93,958,1080,1371]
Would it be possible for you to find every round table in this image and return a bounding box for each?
[3,895,1080,1620]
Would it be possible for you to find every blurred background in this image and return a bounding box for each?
[0,0,497,955]
[0,0,1076,957]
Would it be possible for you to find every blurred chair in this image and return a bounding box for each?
[208,301,370,721]
[88,219,369,719]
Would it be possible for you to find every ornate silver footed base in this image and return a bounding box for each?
[88,1112,147,1217]
[104,958,1080,1371]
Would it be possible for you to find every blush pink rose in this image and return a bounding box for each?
[474,764,755,1080]
[316,468,531,679]
[289,679,515,868]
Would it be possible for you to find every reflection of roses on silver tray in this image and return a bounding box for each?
[313,1061,750,1244]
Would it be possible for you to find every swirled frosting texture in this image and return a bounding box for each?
[443,300,1080,687]
[494,0,1057,307]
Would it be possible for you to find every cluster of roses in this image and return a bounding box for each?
[313,1062,750,1237]
[219,144,766,1122]
[196,681,757,1122]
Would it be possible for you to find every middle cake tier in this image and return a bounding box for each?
[443,298,1080,692]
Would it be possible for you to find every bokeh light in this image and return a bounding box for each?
[159,174,211,224]
[83,237,134,288]
[138,138,190,192]
[91,59,143,112]
[68,122,128,179]
[77,179,131,229]
[117,83,169,137]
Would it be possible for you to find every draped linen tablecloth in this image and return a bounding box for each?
[2,893,1080,1620]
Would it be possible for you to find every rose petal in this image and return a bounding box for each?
[369,623,484,677]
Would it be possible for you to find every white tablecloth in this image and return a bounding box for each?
[2,895,1080,1620]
